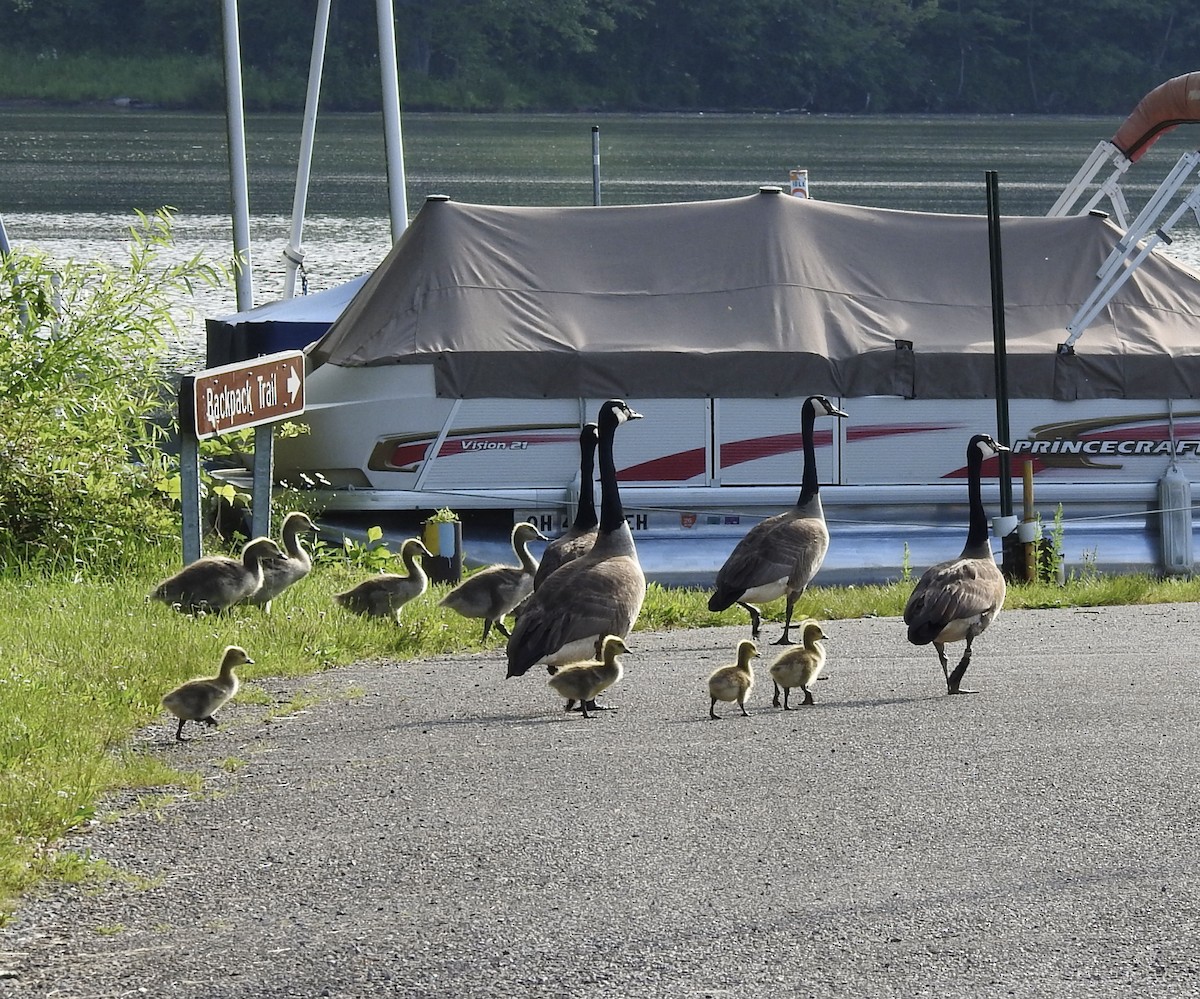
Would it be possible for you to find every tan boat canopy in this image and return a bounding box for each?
[307,189,1200,401]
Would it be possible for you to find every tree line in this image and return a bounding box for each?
[2,0,1197,114]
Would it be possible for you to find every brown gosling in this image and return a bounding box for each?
[439,522,547,641]
[768,620,828,709]
[247,511,317,613]
[547,635,629,719]
[149,537,284,615]
[334,537,432,623]
[161,645,251,742]
[708,639,759,720]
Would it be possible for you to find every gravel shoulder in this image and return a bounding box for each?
[3,604,1200,998]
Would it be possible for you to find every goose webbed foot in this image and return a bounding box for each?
[585,699,616,712]
[772,681,782,708]
[563,699,577,712]
[709,699,722,720]
[802,687,815,706]
[738,703,750,717]
[495,620,512,639]
[771,633,796,646]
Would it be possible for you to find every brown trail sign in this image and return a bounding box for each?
[177,350,307,564]
[182,350,306,440]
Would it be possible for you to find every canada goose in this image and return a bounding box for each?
[149,537,284,615]
[439,522,547,641]
[708,639,759,719]
[903,433,1010,695]
[534,423,599,589]
[708,395,848,645]
[769,620,828,708]
[547,635,629,719]
[161,645,250,742]
[506,400,646,678]
[334,537,432,623]
[247,511,317,612]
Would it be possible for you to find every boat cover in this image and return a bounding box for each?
[307,190,1200,401]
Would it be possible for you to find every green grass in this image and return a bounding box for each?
[3,552,1200,922]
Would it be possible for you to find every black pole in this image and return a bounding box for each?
[986,170,1013,519]
[591,125,601,206]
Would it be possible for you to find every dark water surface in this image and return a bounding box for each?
[3,108,1199,361]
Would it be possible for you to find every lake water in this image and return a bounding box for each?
[3,107,1199,366]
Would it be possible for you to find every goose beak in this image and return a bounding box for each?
[627,409,644,421]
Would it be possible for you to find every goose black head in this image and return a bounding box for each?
[969,433,1010,460]
[599,399,643,428]
[807,395,849,420]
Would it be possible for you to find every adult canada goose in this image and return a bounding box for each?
[707,639,759,720]
[506,400,646,678]
[769,620,828,708]
[534,423,599,589]
[149,537,284,615]
[547,635,629,719]
[334,537,432,623]
[708,395,848,645]
[247,511,317,613]
[439,522,547,641]
[903,433,1009,695]
[161,645,250,742]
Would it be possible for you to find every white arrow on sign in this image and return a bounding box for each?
[286,366,302,403]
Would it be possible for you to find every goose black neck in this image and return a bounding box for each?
[964,442,990,552]
[797,398,820,506]
[574,433,598,530]
[598,416,626,534]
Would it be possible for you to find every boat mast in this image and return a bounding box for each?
[283,0,333,300]
[220,0,254,312]
[377,0,409,241]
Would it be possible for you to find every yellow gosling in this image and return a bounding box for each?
[161,645,251,742]
[768,621,828,709]
[707,639,759,720]
[547,635,629,719]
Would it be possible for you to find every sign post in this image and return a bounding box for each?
[177,350,306,564]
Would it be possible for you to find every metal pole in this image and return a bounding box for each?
[221,0,254,311]
[986,170,1013,519]
[592,125,601,206]
[376,0,408,241]
[283,0,333,300]
[178,376,203,564]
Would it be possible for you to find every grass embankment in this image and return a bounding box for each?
[3,551,1199,922]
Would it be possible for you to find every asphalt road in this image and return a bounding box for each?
[3,603,1200,998]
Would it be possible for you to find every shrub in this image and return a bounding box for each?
[0,209,224,577]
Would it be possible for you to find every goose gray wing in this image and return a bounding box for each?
[904,557,1005,643]
[506,556,645,677]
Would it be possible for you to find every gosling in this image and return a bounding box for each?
[439,522,547,641]
[150,537,284,615]
[247,510,317,613]
[708,639,759,720]
[161,645,250,742]
[334,538,432,623]
[547,635,629,719]
[768,620,828,709]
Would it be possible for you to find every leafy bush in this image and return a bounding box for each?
[0,209,223,577]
